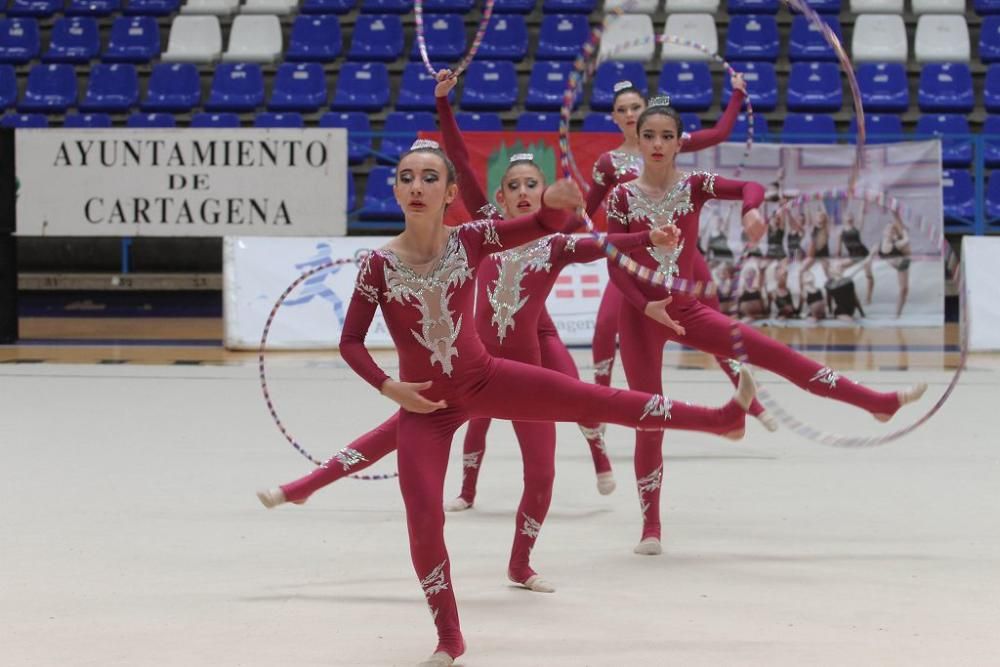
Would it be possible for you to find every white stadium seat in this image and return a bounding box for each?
[181,0,240,15]
[660,13,717,62]
[852,14,907,63]
[223,15,283,62]
[849,0,903,12]
[665,0,719,12]
[604,0,660,13]
[599,13,656,61]
[915,14,971,62]
[911,0,965,13]
[161,15,223,62]
[241,0,298,14]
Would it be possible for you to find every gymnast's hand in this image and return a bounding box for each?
[742,208,765,244]
[541,178,584,210]
[434,69,458,98]
[650,226,681,251]
[380,379,448,414]
[731,72,747,94]
[643,298,686,337]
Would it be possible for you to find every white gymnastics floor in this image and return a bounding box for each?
[2,352,999,667]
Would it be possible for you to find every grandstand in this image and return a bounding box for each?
[0,0,995,255]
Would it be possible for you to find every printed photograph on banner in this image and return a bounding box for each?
[695,141,944,328]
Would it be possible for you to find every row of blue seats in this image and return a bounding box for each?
[0,0,860,18]
[3,107,996,169]
[9,13,1000,69]
[0,59,984,116]
[341,165,987,228]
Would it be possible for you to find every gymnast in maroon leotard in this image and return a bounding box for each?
[270,141,757,667]
[604,98,927,557]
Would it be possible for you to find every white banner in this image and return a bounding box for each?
[962,236,1000,351]
[15,128,347,237]
[682,140,944,327]
[224,236,610,350]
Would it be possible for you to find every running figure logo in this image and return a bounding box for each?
[282,242,348,327]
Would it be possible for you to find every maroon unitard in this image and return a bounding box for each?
[339,209,749,659]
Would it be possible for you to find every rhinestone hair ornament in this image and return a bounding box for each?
[612,80,634,93]
[410,139,441,150]
[509,153,535,163]
[647,95,671,109]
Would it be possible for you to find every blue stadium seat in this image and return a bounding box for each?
[255,112,304,128]
[269,62,328,112]
[0,65,16,111]
[348,173,357,212]
[537,15,588,60]
[460,60,518,110]
[286,15,342,62]
[722,61,777,112]
[942,169,975,225]
[319,111,372,164]
[802,0,840,12]
[126,112,176,127]
[64,112,113,127]
[856,62,908,113]
[143,63,200,112]
[726,15,779,62]
[409,14,464,61]
[525,60,574,111]
[0,18,41,65]
[378,111,436,163]
[7,0,61,17]
[397,62,450,111]
[727,0,779,14]
[456,112,503,130]
[986,64,1000,112]
[360,0,411,13]
[543,0,594,12]
[301,0,356,13]
[516,112,560,131]
[984,115,1000,168]
[730,112,769,141]
[981,17,1000,63]
[781,112,837,143]
[915,114,972,167]
[848,114,904,144]
[918,63,974,113]
[975,0,1000,13]
[582,112,617,133]
[987,172,1000,221]
[788,15,842,62]
[191,113,241,128]
[477,15,527,61]
[786,62,842,112]
[359,166,404,220]
[350,15,404,62]
[331,62,390,111]
[123,0,181,15]
[590,61,647,111]
[67,0,120,15]
[19,64,77,113]
[44,17,100,64]
[81,63,139,112]
[493,0,535,11]
[1,112,49,127]
[679,113,702,133]
[659,62,713,112]
[206,63,264,113]
[423,0,474,11]
[104,16,160,63]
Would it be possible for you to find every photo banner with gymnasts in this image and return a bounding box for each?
[686,139,944,328]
